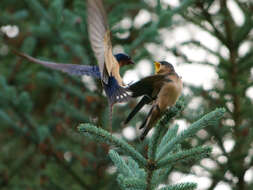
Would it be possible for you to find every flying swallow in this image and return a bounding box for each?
[87,0,134,105]
[14,0,134,108]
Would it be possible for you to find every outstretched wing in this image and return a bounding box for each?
[14,51,101,78]
[87,0,120,84]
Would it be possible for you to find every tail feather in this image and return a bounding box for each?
[139,106,154,129]
[103,76,131,105]
[140,126,152,141]
[140,105,161,140]
[13,50,101,78]
[124,96,152,124]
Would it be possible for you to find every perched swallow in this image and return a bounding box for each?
[125,61,182,140]
[14,0,134,108]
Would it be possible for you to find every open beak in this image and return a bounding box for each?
[154,61,161,74]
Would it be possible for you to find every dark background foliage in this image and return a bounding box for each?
[0,0,252,189]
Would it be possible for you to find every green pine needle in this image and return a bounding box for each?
[109,150,135,177]
[121,178,146,189]
[160,182,197,190]
[78,123,147,166]
[157,146,212,168]
[157,124,179,154]
[156,108,225,160]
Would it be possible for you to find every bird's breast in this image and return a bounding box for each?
[157,78,182,110]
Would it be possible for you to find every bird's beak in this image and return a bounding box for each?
[129,59,135,65]
[154,62,161,74]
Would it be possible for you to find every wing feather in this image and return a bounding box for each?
[14,51,101,78]
[87,0,107,71]
[124,95,152,124]
[87,0,120,84]
[128,75,170,98]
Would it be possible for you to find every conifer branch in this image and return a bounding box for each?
[160,183,197,190]
[24,0,50,22]
[0,146,35,187]
[78,124,147,166]
[146,100,184,190]
[78,106,225,190]
[109,150,135,177]
[110,150,147,189]
[157,125,179,153]
[51,152,91,190]
[156,108,225,160]
[151,167,172,189]
[119,177,146,189]
[157,146,212,168]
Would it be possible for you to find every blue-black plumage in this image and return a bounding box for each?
[14,51,132,105]
[85,53,133,79]
[77,53,133,105]
[103,76,129,105]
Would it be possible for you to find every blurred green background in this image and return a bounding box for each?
[0,0,253,189]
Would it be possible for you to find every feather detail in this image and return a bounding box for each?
[87,0,124,86]
[13,51,101,78]
[87,0,108,82]
[14,51,132,105]
[124,96,152,124]
[140,105,161,140]
[103,76,130,105]
[128,75,171,98]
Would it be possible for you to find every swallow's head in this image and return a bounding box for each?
[115,53,134,67]
[154,61,175,74]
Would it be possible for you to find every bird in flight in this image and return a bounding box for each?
[14,0,134,111]
[125,61,183,140]
[86,0,134,105]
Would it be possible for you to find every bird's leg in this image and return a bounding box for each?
[109,104,113,133]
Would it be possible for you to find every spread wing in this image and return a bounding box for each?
[13,51,101,78]
[128,75,172,98]
[87,0,119,84]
